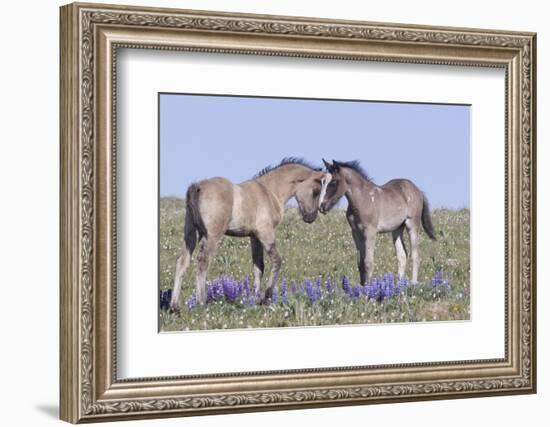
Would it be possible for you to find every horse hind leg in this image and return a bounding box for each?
[392,224,407,279]
[169,215,198,312]
[405,218,420,284]
[194,234,223,305]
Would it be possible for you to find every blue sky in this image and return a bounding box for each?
[159,93,470,208]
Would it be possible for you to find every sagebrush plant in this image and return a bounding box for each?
[159,197,470,331]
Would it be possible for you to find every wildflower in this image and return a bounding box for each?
[365,277,382,300]
[206,282,214,303]
[429,271,451,298]
[281,279,288,304]
[271,287,278,304]
[325,277,333,293]
[315,277,322,299]
[243,276,251,297]
[431,271,450,289]
[186,292,197,311]
[210,278,224,301]
[305,279,318,303]
[222,275,237,301]
[382,281,394,299]
[383,272,394,287]
[342,276,352,296]
[397,276,409,294]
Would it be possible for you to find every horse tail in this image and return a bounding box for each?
[421,193,436,241]
[186,183,207,237]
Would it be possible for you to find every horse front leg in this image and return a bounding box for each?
[351,228,366,285]
[250,236,264,296]
[364,228,377,283]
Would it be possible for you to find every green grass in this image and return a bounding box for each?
[159,197,470,331]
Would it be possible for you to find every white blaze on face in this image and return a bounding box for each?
[319,173,332,207]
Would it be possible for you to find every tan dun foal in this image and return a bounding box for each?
[170,158,330,311]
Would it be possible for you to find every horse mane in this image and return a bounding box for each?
[335,160,373,182]
[254,157,321,178]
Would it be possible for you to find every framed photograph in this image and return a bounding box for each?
[60,2,537,423]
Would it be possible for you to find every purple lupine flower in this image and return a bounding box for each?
[325,277,333,293]
[442,273,450,289]
[243,277,251,297]
[211,279,224,301]
[186,292,197,311]
[315,277,323,300]
[222,275,237,301]
[363,280,373,299]
[206,282,214,303]
[315,277,322,289]
[271,287,278,304]
[305,279,321,303]
[281,279,288,304]
[305,279,313,301]
[431,271,443,286]
[397,276,409,294]
[291,281,297,294]
[431,271,450,289]
[365,277,382,300]
[382,281,394,299]
[353,285,363,298]
[236,281,243,300]
[342,276,352,296]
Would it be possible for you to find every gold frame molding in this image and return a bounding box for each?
[60,2,537,423]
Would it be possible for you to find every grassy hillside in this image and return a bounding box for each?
[159,197,470,331]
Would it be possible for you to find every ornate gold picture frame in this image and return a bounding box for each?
[60,2,536,423]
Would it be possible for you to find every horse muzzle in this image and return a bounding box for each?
[302,211,317,224]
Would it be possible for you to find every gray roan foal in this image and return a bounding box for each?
[319,160,436,285]
[170,158,329,311]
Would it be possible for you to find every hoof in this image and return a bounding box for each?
[168,305,181,315]
[261,288,273,305]
[259,297,272,306]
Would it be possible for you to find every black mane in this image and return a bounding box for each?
[335,160,373,182]
[254,157,321,178]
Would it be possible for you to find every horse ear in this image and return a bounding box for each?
[332,160,341,172]
[322,158,333,170]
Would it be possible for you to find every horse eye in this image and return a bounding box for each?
[313,189,320,197]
